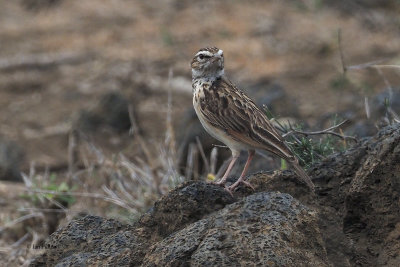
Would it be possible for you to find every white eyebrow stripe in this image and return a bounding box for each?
[195,51,213,57]
[217,49,223,56]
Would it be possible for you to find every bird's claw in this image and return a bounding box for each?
[210,180,226,187]
[228,179,255,193]
[223,186,234,197]
[210,180,234,197]
[209,178,254,196]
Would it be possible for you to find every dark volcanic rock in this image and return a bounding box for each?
[30,182,235,266]
[139,181,235,239]
[245,124,400,266]
[30,215,149,266]
[30,123,400,267]
[344,125,400,266]
[142,192,329,267]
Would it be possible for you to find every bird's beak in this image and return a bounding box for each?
[212,50,224,64]
[215,49,223,59]
[211,57,220,63]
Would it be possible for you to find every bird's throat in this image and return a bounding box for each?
[192,67,224,80]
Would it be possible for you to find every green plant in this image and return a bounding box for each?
[285,125,345,169]
[21,173,76,206]
[264,106,353,169]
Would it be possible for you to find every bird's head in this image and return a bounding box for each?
[191,47,224,80]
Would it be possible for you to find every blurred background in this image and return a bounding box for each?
[0,0,399,265]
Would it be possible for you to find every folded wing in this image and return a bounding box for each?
[198,77,296,161]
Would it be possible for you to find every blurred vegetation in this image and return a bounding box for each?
[265,106,351,169]
[20,173,76,207]
[284,122,347,169]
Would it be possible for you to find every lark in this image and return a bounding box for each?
[191,47,315,193]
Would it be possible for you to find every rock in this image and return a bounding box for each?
[31,190,328,267]
[344,124,400,266]
[138,181,235,239]
[30,215,147,266]
[30,123,400,267]
[237,123,400,266]
[142,192,329,267]
[0,136,24,182]
[31,182,235,266]
[75,92,132,133]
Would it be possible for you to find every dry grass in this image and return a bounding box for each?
[0,112,185,265]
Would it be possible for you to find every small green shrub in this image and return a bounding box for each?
[265,106,350,169]
[21,173,76,206]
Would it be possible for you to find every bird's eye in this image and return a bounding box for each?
[198,54,211,60]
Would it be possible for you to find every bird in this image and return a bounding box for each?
[191,46,315,194]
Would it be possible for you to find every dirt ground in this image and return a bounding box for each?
[0,0,399,265]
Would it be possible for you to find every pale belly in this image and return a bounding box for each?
[193,94,251,154]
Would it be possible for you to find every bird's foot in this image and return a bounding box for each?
[209,180,234,197]
[210,178,228,187]
[228,178,255,193]
[224,186,234,197]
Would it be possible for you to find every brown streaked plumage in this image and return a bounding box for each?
[191,46,315,193]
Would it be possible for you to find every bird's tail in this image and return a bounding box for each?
[289,160,315,192]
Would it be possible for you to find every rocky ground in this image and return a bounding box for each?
[30,124,400,266]
[0,0,399,266]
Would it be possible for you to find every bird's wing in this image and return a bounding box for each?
[198,77,296,161]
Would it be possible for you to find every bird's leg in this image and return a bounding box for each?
[213,151,239,186]
[228,150,255,192]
